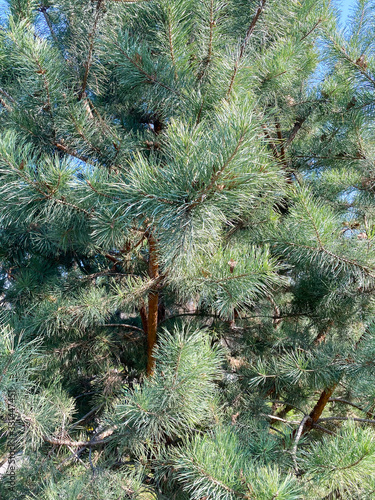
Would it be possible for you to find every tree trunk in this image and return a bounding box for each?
[309,385,337,423]
[146,234,159,376]
[304,329,366,433]
[302,384,337,434]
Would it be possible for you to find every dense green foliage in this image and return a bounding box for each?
[1,0,375,498]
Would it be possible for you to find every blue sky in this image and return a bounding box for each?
[339,0,357,24]
[0,0,7,16]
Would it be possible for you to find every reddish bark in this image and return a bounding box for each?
[300,385,337,435]
[146,234,159,376]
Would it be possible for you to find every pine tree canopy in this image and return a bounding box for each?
[1,0,375,498]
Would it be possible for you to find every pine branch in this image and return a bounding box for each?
[285,95,340,148]
[67,444,90,469]
[311,423,337,436]
[4,395,114,448]
[51,197,93,217]
[43,427,116,447]
[190,132,246,208]
[113,43,181,95]
[69,405,102,430]
[303,385,338,434]
[0,150,48,198]
[329,36,375,88]
[166,7,177,78]
[331,453,368,471]
[54,142,90,163]
[286,117,307,146]
[300,18,322,42]
[35,58,53,119]
[226,0,267,98]
[329,398,375,418]
[298,192,325,249]
[103,324,145,333]
[295,154,365,161]
[0,87,16,104]
[139,191,176,205]
[86,179,112,198]
[279,241,375,279]
[318,416,375,425]
[0,97,11,112]
[314,321,333,345]
[354,2,366,39]
[39,6,59,45]
[323,248,375,279]
[179,455,247,498]
[79,0,105,100]
[263,414,300,426]
[197,0,215,82]
[66,105,103,156]
[301,330,373,435]
[275,119,286,165]
[292,414,311,472]
[87,97,121,143]
[262,124,280,159]
[270,400,305,416]
[207,0,214,63]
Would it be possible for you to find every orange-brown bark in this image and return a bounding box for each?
[300,384,337,435]
[146,234,159,376]
[309,385,337,423]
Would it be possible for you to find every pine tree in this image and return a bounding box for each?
[1,0,375,498]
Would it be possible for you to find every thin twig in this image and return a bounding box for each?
[269,426,286,437]
[226,0,267,98]
[67,445,89,469]
[43,426,117,447]
[114,43,180,95]
[190,133,245,208]
[0,87,16,104]
[69,405,102,431]
[292,415,311,472]
[102,324,145,333]
[318,416,375,424]
[311,423,337,436]
[300,18,322,42]
[79,0,105,100]
[262,414,300,426]
[54,142,90,163]
[0,97,11,112]
[329,398,374,418]
[39,7,59,44]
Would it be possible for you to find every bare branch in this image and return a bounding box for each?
[39,6,59,45]
[43,426,116,447]
[54,142,90,164]
[318,416,375,425]
[286,117,307,145]
[292,415,311,472]
[329,398,374,417]
[0,87,16,104]
[69,405,102,431]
